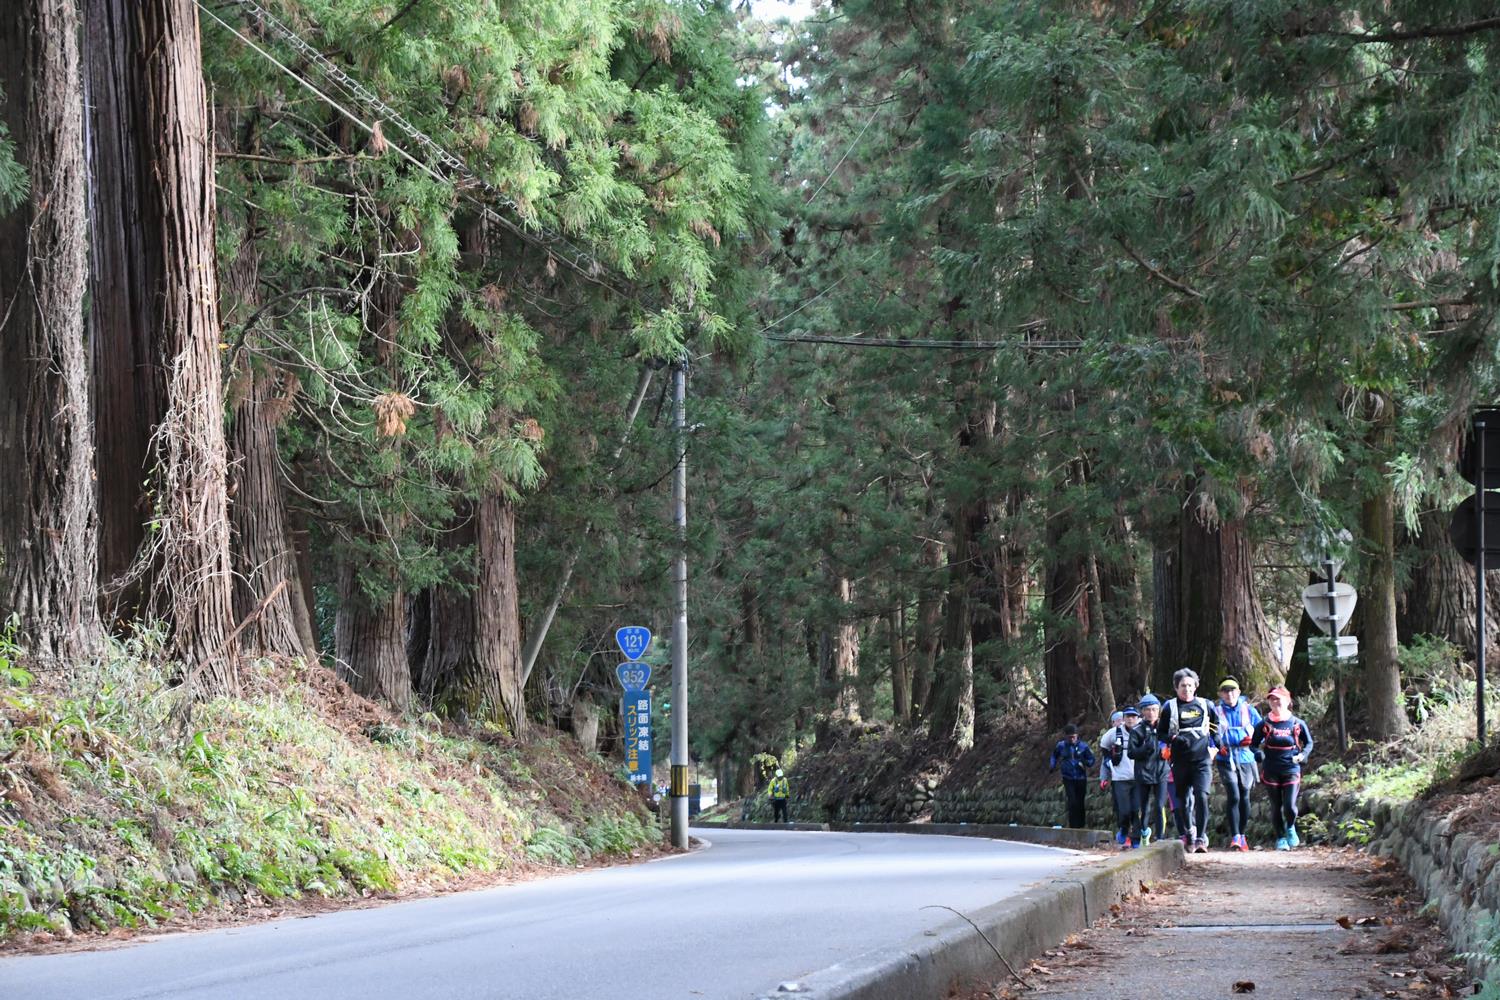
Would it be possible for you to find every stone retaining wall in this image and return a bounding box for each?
[1318,791,1499,981]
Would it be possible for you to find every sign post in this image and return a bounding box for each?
[614,627,653,787]
[1304,547,1357,752]
[1452,407,1500,747]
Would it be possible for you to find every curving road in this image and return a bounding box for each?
[0,828,1080,1000]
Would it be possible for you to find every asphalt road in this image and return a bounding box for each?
[0,827,1080,1000]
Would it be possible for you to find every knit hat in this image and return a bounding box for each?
[1123,704,1141,717]
[1137,694,1161,709]
[1267,685,1292,706]
[1218,677,1240,691]
[1110,711,1124,723]
[1064,723,1078,735]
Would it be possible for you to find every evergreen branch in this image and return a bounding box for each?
[1115,238,1205,300]
[1333,17,1500,44]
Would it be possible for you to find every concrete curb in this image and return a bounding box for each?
[706,820,1111,850]
[758,841,1185,1000]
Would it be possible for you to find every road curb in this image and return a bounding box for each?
[759,840,1185,1000]
[706,820,1111,850]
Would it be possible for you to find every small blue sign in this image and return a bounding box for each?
[616,662,652,691]
[623,690,652,785]
[615,625,652,661]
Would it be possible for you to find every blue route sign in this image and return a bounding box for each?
[616,662,652,691]
[622,689,652,786]
[615,625,652,661]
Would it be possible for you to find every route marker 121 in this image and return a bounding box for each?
[615,625,651,661]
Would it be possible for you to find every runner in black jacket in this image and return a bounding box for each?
[1157,668,1216,853]
[1128,695,1169,845]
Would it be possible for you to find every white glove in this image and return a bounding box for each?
[1292,753,1305,764]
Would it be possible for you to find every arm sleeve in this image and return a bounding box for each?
[1049,743,1059,769]
[1251,720,1267,749]
[1082,745,1096,767]
[1156,711,1171,742]
[1127,728,1152,761]
[1299,722,1315,761]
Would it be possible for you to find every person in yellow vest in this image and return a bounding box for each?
[769,769,790,823]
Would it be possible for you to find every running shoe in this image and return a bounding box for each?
[1287,824,1300,848]
[1275,837,1290,851]
[1193,838,1209,853]
[1236,835,1249,852]
[1116,831,1127,846]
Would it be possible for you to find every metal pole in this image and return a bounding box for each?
[669,360,690,849]
[1478,415,1488,747]
[1325,553,1348,753]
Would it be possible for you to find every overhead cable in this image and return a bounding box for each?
[199,0,628,297]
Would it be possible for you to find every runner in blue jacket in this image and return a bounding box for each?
[1049,725,1096,829]
[1213,678,1262,852]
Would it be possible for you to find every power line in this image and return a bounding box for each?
[200,0,628,297]
[764,334,1084,350]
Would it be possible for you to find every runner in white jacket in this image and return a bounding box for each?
[1100,706,1141,848]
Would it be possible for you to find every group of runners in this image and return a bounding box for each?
[1049,668,1315,852]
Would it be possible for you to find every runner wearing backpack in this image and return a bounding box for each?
[1213,678,1262,852]
[1157,668,1216,853]
[1128,695,1169,845]
[1101,705,1140,848]
[1252,685,1315,850]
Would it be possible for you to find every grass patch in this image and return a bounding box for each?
[0,626,658,942]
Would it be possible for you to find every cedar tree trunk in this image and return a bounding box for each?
[0,0,102,664]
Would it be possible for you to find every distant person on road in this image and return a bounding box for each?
[1158,668,1215,853]
[1129,695,1169,845]
[1049,724,1096,829]
[769,768,791,823]
[1253,686,1315,851]
[1101,706,1140,848]
[1213,678,1262,852]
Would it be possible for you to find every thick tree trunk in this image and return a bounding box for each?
[1155,496,1279,693]
[825,574,861,720]
[0,0,102,664]
[1150,541,1180,694]
[1361,470,1409,739]
[911,532,943,722]
[417,497,526,731]
[929,577,975,747]
[228,364,315,660]
[889,607,911,726]
[1044,546,1094,728]
[1400,508,1500,663]
[1043,460,1112,727]
[335,559,411,710]
[1085,551,1117,717]
[84,0,162,611]
[1101,523,1150,703]
[929,496,977,747]
[475,495,527,731]
[86,0,237,683]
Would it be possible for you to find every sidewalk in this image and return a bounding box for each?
[962,847,1472,1000]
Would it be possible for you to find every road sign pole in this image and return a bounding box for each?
[1325,553,1348,752]
[669,359,690,849]
[1478,414,1488,748]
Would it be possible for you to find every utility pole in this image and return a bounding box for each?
[669,358,690,848]
[1478,413,1488,747]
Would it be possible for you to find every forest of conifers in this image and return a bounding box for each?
[4,0,1500,796]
